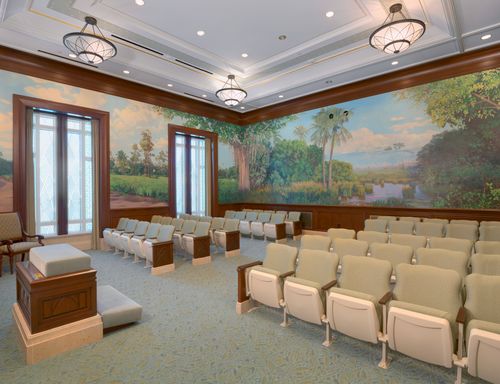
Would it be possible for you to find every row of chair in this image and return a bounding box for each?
[240,243,500,384]
[372,216,499,227]
[225,210,302,239]
[365,217,500,242]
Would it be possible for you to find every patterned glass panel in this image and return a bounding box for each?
[175,135,186,215]
[67,131,82,221]
[190,138,206,216]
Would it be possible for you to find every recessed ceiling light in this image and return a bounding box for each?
[167,83,173,87]
[278,35,287,40]
[241,53,248,58]
[278,95,284,98]
[326,11,335,18]
[68,53,77,58]
[325,80,333,84]
[197,30,205,37]
[481,34,492,40]
[202,94,207,98]
[123,70,130,74]
[135,0,145,5]
[391,60,399,65]
[240,106,245,110]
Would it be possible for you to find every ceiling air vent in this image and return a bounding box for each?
[111,34,164,56]
[37,50,98,68]
[175,59,213,75]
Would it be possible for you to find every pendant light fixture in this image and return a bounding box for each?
[369,3,425,54]
[63,16,117,64]
[215,75,247,106]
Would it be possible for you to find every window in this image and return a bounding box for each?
[32,109,93,236]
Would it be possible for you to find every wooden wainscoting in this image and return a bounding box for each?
[217,203,499,232]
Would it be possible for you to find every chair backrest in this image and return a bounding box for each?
[244,212,258,222]
[398,216,421,223]
[257,212,272,223]
[471,254,500,276]
[394,264,462,315]
[242,208,252,212]
[332,238,369,263]
[388,220,414,235]
[464,274,500,324]
[160,216,172,225]
[446,223,478,241]
[263,210,274,213]
[124,219,139,233]
[450,219,479,227]
[287,211,301,222]
[295,249,339,286]
[223,219,240,231]
[254,209,263,212]
[269,213,286,224]
[0,212,23,241]
[182,220,197,234]
[480,221,500,228]
[390,234,427,254]
[199,216,212,223]
[151,215,162,224]
[224,210,235,219]
[377,216,397,222]
[193,222,210,236]
[134,221,150,236]
[276,210,287,216]
[157,225,175,242]
[210,217,225,231]
[234,211,246,220]
[116,217,128,231]
[171,218,184,231]
[364,219,387,233]
[191,216,200,222]
[371,243,413,273]
[479,226,500,241]
[415,248,469,281]
[145,223,161,239]
[327,228,355,241]
[475,241,500,255]
[423,218,449,225]
[263,243,298,274]
[339,255,392,299]
[429,237,473,256]
[356,230,389,245]
[179,213,191,220]
[415,222,445,238]
[300,235,331,252]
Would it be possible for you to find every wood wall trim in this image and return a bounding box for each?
[0,45,240,125]
[240,45,500,125]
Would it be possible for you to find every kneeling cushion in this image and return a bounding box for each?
[97,285,142,329]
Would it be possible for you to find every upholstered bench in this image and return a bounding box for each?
[30,244,91,277]
[97,285,142,329]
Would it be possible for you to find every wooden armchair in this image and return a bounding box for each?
[0,213,44,276]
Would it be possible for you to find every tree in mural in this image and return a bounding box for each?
[155,107,295,191]
[293,125,308,141]
[115,150,129,175]
[310,110,331,188]
[155,150,168,176]
[140,129,155,177]
[129,144,142,175]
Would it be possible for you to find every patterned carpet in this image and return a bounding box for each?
[0,238,483,384]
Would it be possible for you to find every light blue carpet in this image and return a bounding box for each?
[0,238,483,384]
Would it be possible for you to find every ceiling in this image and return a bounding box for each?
[0,0,498,113]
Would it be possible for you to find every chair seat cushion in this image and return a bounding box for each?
[97,285,142,329]
[286,276,321,291]
[29,244,91,277]
[250,265,281,278]
[466,319,500,345]
[331,287,380,323]
[3,241,42,254]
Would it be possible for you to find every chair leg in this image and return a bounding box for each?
[322,318,332,347]
[21,253,25,262]
[0,255,3,277]
[9,253,14,274]
[279,300,289,327]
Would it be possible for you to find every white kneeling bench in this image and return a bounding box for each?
[97,285,142,330]
[30,243,91,277]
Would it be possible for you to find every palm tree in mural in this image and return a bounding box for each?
[293,125,308,141]
[326,108,352,189]
[310,108,335,189]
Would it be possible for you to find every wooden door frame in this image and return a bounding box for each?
[12,94,110,233]
[168,124,218,218]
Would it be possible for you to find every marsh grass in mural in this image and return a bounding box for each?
[0,151,13,212]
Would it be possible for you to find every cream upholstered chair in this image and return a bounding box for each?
[415,222,445,238]
[191,215,201,222]
[479,225,500,241]
[247,243,298,309]
[475,241,500,255]
[327,228,356,241]
[371,243,413,279]
[224,210,235,219]
[356,231,389,251]
[390,234,427,259]
[481,221,500,227]
[234,211,247,221]
[276,210,287,216]
[144,225,175,268]
[455,274,500,384]
[399,217,421,223]
[240,211,258,237]
[214,218,239,251]
[282,249,339,345]
[364,219,387,233]
[327,256,392,348]
[173,219,196,247]
[423,218,449,225]
[388,220,414,235]
[0,213,44,276]
[130,222,161,263]
[103,217,128,249]
[415,248,469,283]
[182,221,211,256]
[209,217,225,243]
[160,216,172,225]
[446,224,478,242]
[382,264,462,369]
[111,219,138,252]
[377,215,397,222]
[471,254,500,276]
[151,215,162,224]
[263,213,286,241]
[285,211,302,238]
[171,218,184,233]
[199,216,212,223]
[331,238,369,268]
[450,219,479,227]
[250,212,272,239]
[300,235,331,252]
[179,213,191,220]
[119,221,149,258]
[429,237,473,257]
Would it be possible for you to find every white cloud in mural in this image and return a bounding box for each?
[0,111,13,160]
[24,84,107,109]
[0,98,9,105]
[390,115,406,121]
[391,118,432,133]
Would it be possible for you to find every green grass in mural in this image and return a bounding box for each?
[354,167,413,185]
[110,174,168,200]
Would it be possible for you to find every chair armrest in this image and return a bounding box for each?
[456,306,466,324]
[279,270,295,279]
[378,291,393,305]
[237,261,263,272]
[0,239,13,246]
[22,231,44,243]
[321,280,337,291]
[152,240,173,247]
